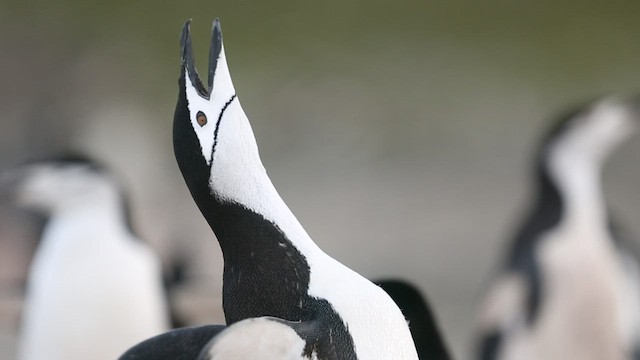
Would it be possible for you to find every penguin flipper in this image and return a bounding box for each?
[476,273,528,360]
[118,324,226,360]
[161,253,190,328]
[609,216,640,356]
[616,250,640,357]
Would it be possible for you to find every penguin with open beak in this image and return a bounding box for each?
[120,19,419,359]
[476,97,640,360]
[2,156,170,360]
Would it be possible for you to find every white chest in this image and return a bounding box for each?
[504,226,637,360]
[18,222,169,360]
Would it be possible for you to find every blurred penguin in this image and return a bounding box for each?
[376,280,452,360]
[2,156,170,360]
[476,96,640,360]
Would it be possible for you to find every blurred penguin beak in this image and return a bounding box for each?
[0,168,24,202]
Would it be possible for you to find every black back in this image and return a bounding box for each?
[118,325,226,360]
[377,280,452,360]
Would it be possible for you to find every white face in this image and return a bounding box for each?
[550,98,637,167]
[184,46,241,166]
[183,42,265,202]
[13,164,115,213]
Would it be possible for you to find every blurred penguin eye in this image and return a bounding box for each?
[196,111,208,126]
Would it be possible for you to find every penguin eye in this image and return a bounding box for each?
[196,111,208,127]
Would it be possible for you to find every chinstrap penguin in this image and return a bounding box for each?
[476,96,640,360]
[2,155,170,360]
[121,19,418,360]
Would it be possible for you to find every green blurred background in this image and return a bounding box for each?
[2,2,640,358]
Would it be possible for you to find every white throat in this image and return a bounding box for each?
[48,185,131,241]
[548,150,606,229]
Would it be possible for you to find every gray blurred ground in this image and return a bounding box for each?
[2,2,640,359]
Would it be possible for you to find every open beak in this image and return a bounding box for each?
[180,19,224,100]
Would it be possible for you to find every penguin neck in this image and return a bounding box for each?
[207,162,325,262]
[548,151,607,230]
[200,165,334,324]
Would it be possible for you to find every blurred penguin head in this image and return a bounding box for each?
[544,96,638,169]
[4,155,119,214]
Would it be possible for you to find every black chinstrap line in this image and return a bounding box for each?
[209,94,238,166]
